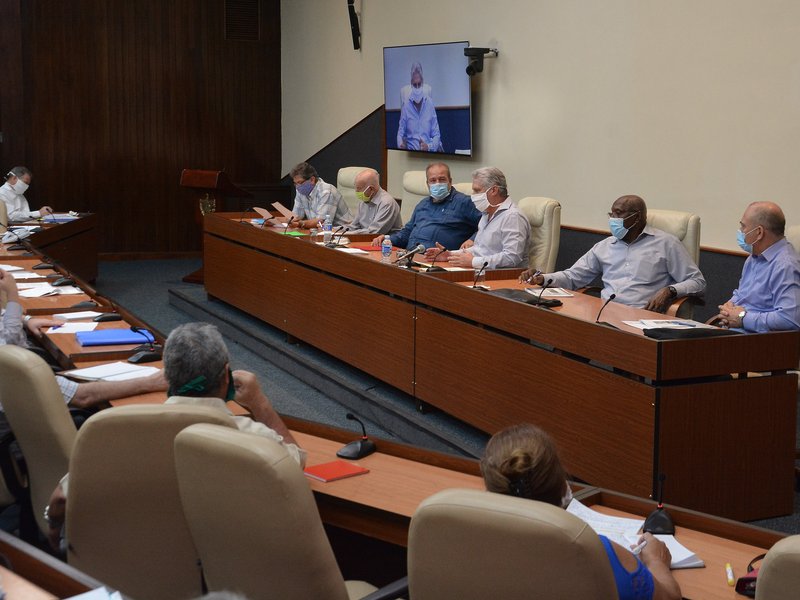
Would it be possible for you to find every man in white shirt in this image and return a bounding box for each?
[289,162,352,229]
[348,168,403,235]
[0,166,52,222]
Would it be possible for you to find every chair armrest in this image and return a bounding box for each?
[665,295,705,318]
[359,575,409,600]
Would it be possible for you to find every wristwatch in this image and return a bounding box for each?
[667,286,677,298]
[738,309,747,321]
[43,504,60,529]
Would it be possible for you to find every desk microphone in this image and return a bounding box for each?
[238,206,254,225]
[336,413,377,460]
[283,215,296,233]
[595,293,617,327]
[643,473,675,535]
[472,261,489,288]
[426,245,448,272]
[394,243,425,264]
[538,278,554,302]
[328,226,350,248]
[128,326,162,364]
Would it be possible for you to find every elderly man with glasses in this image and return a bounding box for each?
[520,195,706,312]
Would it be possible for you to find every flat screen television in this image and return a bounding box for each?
[384,41,472,156]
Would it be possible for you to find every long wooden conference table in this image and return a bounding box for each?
[0,227,790,599]
[204,212,799,522]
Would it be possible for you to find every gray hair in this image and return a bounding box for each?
[164,323,229,397]
[410,62,424,79]
[7,166,31,179]
[289,162,317,181]
[356,168,380,188]
[472,167,508,198]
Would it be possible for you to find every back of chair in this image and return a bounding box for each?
[0,200,7,228]
[401,170,428,223]
[66,404,237,600]
[0,346,76,534]
[784,225,800,253]
[337,166,369,216]
[755,535,800,599]
[174,423,352,600]
[517,197,561,272]
[647,209,701,264]
[408,489,617,600]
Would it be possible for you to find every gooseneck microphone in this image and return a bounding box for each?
[394,243,425,264]
[643,473,675,535]
[471,261,489,288]
[283,215,296,234]
[328,226,350,248]
[427,245,448,272]
[336,413,377,460]
[238,206,254,225]
[538,278,554,302]
[128,326,163,364]
[595,293,617,326]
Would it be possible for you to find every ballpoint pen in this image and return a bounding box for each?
[525,269,542,284]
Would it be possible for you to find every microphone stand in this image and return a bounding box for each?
[594,293,618,328]
[336,413,377,459]
[537,278,554,302]
[426,246,447,272]
[128,326,163,364]
[643,474,675,534]
[326,226,349,248]
[471,261,489,288]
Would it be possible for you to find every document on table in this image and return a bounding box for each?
[9,271,40,279]
[271,201,298,220]
[524,287,574,298]
[47,322,98,334]
[19,285,58,297]
[65,586,123,600]
[335,247,369,254]
[62,362,160,382]
[0,263,23,271]
[622,319,712,330]
[53,310,104,320]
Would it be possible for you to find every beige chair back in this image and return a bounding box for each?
[0,346,76,534]
[0,200,7,228]
[755,535,800,599]
[66,404,237,600]
[647,209,701,264]
[784,225,800,253]
[401,170,473,223]
[517,197,561,272]
[408,488,617,599]
[174,423,376,600]
[453,181,473,195]
[337,166,369,216]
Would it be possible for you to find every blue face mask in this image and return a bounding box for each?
[737,227,758,253]
[608,211,639,240]
[296,180,314,196]
[429,182,450,201]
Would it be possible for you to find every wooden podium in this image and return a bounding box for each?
[180,169,252,283]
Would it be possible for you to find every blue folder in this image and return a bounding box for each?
[76,329,155,347]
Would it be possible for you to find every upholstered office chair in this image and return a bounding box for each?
[174,423,382,600]
[0,200,7,229]
[453,181,473,195]
[66,404,237,600]
[755,535,800,599]
[647,209,701,265]
[408,488,617,599]
[337,166,370,216]
[401,170,428,223]
[0,346,77,537]
[517,197,561,273]
[784,224,800,252]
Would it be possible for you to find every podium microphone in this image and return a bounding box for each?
[643,473,675,535]
[336,413,377,460]
[283,215,296,233]
[426,245,448,272]
[394,243,425,265]
[471,261,489,288]
[238,206,255,225]
[328,226,350,248]
[128,326,163,364]
[595,293,618,328]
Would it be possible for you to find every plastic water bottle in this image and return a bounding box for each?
[322,214,333,244]
[381,235,392,263]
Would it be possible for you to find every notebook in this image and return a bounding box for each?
[75,329,154,347]
[304,460,369,482]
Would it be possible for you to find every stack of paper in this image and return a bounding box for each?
[47,323,98,334]
[0,263,23,272]
[62,362,159,382]
[53,310,104,320]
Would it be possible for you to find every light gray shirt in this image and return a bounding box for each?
[544,225,706,308]
[348,188,403,235]
[459,198,530,269]
[292,178,352,227]
[0,301,26,347]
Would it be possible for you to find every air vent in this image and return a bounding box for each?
[225,0,260,42]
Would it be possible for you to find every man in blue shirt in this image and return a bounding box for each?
[372,162,481,251]
[717,201,800,332]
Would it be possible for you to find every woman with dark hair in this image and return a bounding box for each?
[480,423,681,600]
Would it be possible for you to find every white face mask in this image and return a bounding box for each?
[11,180,28,195]
[471,188,492,213]
[410,86,423,103]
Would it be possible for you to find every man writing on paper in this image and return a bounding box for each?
[371,162,480,252]
[520,195,705,312]
[0,269,166,408]
[0,167,53,222]
[715,201,800,331]
[425,167,530,269]
[44,322,305,550]
[289,162,352,230]
[347,168,403,235]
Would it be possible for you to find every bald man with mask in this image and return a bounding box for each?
[347,168,403,235]
[716,201,800,331]
[521,195,706,312]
